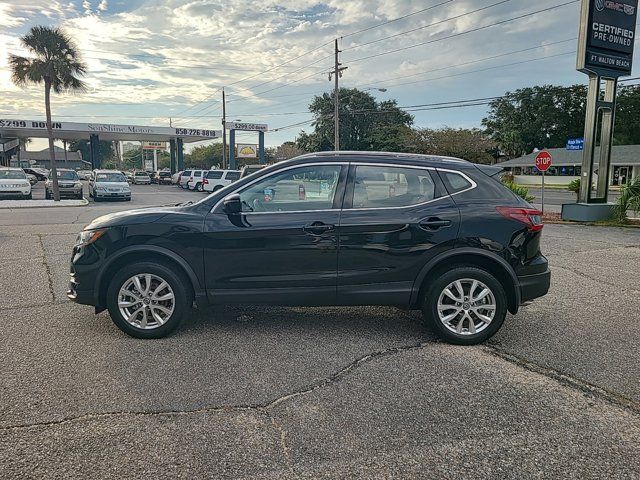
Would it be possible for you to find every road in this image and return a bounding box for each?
[525,187,620,213]
[1,186,639,478]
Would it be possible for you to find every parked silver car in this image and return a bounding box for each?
[0,167,32,199]
[45,169,83,199]
[89,170,131,201]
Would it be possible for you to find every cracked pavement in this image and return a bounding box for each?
[1,193,639,478]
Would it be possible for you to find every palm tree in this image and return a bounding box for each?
[9,26,87,201]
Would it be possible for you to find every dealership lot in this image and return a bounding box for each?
[1,188,639,478]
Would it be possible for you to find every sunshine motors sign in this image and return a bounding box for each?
[577,0,638,77]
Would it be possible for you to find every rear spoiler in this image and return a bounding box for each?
[475,164,503,178]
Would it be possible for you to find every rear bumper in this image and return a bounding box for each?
[518,269,551,303]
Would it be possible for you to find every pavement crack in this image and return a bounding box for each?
[36,234,56,303]
[552,264,640,294]
[485,346,640,415]
[0,342,427,432]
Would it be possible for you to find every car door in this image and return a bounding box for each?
[337,162,461,307]
[203,162,347,305]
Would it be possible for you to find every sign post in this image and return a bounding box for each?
[535,151,553,214]
[563,0,637,221]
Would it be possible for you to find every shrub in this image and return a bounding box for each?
[502,181,534,202]
[614,176,640,222]
[568,179,580,200]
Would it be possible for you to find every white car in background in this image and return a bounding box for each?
[188,170,210,191]
[132,171,152,185]
[0,167,32,199]
[77,170,92,180]
[89,170,131,201]
[202,169,241,193]
[178,170,192,189]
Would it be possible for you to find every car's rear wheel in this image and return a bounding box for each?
[106,262,192,339]
[196,182,203,192]
[422,266,507,345]
[213,185,223,192]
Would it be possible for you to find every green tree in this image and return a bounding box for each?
[68,139,115,167]
[185,143,224,169]
[614,85,640,145]
[299,88,414,152]
[482,85,587,158]
[9,26,87,201]
[409,127,497,164]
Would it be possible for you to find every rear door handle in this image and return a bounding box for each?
[303,222,335,235]
[419,218,452,230]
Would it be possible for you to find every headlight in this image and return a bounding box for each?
[75,229,106,247]
[96,186,107,192]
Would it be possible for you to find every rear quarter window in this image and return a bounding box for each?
[225,172,241,181]
[440,168,513,201]
[207,171,223,179]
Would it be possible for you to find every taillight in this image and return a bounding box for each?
[203,178,208,184]
[496,207,543,232]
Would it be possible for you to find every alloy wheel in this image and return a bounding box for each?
[436,278,496,335]
[118,273,175,329]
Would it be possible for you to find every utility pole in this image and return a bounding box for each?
[329,38,347,151]
[222,88,227,169]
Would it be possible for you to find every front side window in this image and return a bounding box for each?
[208,171,223,179]
[351,165,437,209]
[238,164,342,213]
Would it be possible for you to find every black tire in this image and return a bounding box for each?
[422,266,507,345]
[196,182,204,192]
[106,261,193,339]
[213,185,223,192]
[25,193,33,200]
[45,191,51,200]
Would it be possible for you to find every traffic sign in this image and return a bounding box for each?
[535,151,553,172]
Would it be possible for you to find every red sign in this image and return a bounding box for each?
[535,151,553,172]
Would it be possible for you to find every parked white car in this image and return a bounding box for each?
[203,169,241,193]
[178,170,192,189]
[89,170,131,201]
[0,167,32,199]
[132,171,152,185]
[187,170,206,191]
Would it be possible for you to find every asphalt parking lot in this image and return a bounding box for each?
[1,186,639,478]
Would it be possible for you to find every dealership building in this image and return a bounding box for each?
[497,145,639,186]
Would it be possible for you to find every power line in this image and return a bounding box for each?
[343,0,512,52]
[340,0,455,38]
[346,0,580,64]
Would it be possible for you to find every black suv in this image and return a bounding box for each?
[68,152,550,344]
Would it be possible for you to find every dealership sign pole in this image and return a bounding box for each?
[535,151,553,214]
[575,0,638,206]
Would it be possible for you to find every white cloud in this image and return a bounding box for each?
[0,0,600,144]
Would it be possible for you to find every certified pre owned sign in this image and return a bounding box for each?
[577,0,638,77]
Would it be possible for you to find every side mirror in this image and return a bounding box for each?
[223,193,242,215]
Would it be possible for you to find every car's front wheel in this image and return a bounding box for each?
[106,262,192,338]
[422,266,507,345]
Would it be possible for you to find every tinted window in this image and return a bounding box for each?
[207,171,223,179]
[351,165,437,209]
[58,171,78,180]
[193,170,202,176]
[0,170,26,179]
[96,173,126,182]
[182,170,192,177]
[225,171,240,181]
[134,172,148,177]
[239,165,342,213]
[440,171,472,194]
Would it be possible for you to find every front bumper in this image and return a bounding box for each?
[0,189,31,197]
[518,269,551,303]
[48,187,83,197]
[95,191,131,199]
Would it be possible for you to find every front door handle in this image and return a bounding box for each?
[419,218,452,230]
[303,222,335,236]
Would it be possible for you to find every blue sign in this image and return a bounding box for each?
[566,138,584,151]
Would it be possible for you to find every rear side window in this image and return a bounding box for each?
[183,170,192,176]
[207,171,223,179]
[350,165,438,209]
[225,171,240,181]
[193,170,202,177]
[439,171,473,194]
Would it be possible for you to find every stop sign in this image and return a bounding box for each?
[535,151,552,172]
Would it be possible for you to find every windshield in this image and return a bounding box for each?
[57,171,79,180]
[0,170,26,180]
[96,173,126,182]
[135,172,148,177]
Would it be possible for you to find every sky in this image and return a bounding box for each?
[0,0,638,151]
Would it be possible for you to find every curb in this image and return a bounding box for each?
[0,198,89,209]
